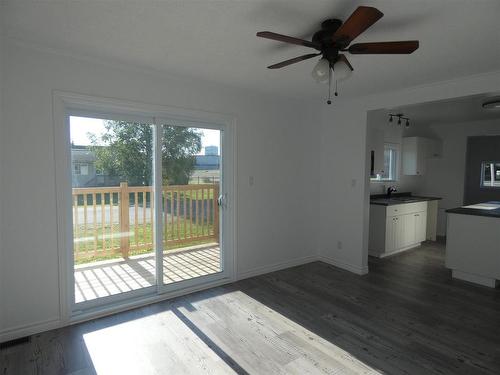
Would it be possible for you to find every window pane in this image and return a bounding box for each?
[70,116,155,304]
[377,146,397,181]
[160,124,222,285]
[381,149,391,180]
[482,161,500,187]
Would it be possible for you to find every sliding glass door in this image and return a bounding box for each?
[159,123,222,289]
[67,112,230,312]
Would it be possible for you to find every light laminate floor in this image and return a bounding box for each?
[2,242,500,374]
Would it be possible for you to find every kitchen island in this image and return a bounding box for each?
[446,202,500,288]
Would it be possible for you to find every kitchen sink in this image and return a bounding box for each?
[390,196,421,202]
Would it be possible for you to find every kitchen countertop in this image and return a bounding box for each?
[370,193,442,206]
[446,201,500,218]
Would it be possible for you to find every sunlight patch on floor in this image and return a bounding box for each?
[83,289,382,374]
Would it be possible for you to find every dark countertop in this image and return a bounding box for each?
[446,201,500,218]
[370,192,442,206]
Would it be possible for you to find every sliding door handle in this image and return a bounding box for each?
[217,194,225,207]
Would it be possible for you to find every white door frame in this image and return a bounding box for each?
[53,91,236,324]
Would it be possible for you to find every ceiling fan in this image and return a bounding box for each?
[256,6,419,103]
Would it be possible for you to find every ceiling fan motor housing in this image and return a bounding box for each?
[313,19,344,63]
[312,19,342,47]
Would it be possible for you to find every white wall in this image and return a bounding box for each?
[0,33,5,331]
[318,70,500,275]
[420,119,500,235]
[0,41,321,339]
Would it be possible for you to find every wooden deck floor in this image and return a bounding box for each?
[2,242,500,374]
[75,245,221,303]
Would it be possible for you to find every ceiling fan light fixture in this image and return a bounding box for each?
[333,59,352,82]
[311,58,331,83]
[482,99,500,110]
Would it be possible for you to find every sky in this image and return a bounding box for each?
[70,116,220,155]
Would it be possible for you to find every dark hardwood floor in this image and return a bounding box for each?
[2,242,499,374]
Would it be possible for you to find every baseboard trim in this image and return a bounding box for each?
[370,243,421,259]
[237,255,319,281]
[0,317,62,344]
[1,253,369,343]
[452,269,499,288]
[318,255,369,275]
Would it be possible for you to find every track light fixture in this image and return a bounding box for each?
[388,113,410,127]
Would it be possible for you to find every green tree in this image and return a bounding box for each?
[90,121,201,186]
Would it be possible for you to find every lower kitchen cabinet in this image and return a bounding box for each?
[369,202,428,258]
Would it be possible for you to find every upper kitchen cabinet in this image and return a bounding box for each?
[402,136,442,175]
[367,127,385,177]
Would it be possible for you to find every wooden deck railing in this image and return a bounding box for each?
[72,183,219,262]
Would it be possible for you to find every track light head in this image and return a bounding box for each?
[397,118,401,125]
[405,119,410,127]
[389,115,393,122]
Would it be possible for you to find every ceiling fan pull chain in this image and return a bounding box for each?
[335,79,338,97]
[327,68,332,105]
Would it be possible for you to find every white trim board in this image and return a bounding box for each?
[0,317,61,344]
[237,255,319,281]
[318,255,369,276]
[0,253,367,342]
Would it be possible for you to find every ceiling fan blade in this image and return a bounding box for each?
[267,53,321,69]
[336,54,354,71]
[257,31,320,49]
[333,6,383,45]
[348,41,419,54]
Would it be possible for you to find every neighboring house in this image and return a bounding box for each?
[72,144,220,187]
[71,145,97,187]
[71,145,120,187]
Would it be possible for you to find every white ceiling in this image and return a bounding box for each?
[2,0,500,99]
[370,93,500,127]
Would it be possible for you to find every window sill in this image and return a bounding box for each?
[370,179,397,183]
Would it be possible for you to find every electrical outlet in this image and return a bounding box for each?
[337,241,343,250]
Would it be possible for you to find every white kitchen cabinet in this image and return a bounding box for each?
[426,138,442,158]
[386,215,402,253]
[402,137,426,175]
[367,127,385,177]
[369,202,428,257]
[414,211,428,243]
[402,137,442,175]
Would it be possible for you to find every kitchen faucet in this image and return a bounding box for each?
[387,186,397,197]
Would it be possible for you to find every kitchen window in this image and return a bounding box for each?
[481,161,500,188]
[371,143,399,182]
